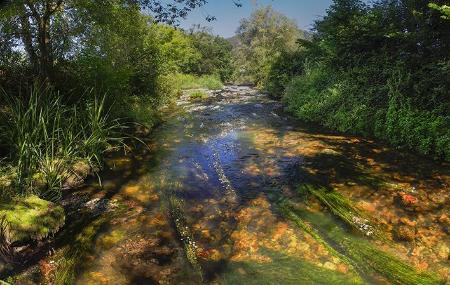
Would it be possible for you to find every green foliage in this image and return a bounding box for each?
[428,3,450,19]
[188,26,235,82]
[266,49,307,98]
[233,6,303,87]
[0,0,231,203]
[153,24,202,74]
[277,0,450,160]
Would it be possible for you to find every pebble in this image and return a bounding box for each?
[323,261,337,271]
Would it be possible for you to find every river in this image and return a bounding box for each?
[11,86,449,284]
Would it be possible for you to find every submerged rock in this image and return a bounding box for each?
[394,225,416,241]
[395,192,419,210]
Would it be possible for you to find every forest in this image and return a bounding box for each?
[0,0,449,284]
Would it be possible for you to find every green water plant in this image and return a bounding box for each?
[220,248,365,285]
[168,196,203,281]
[298,185,384,240]
[54,215,110,285]
[281,202,443,285]
[189,90,208,102]
[172,73,223,90]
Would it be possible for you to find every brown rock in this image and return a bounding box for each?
[394,225,416,241]
[399,217,417,227]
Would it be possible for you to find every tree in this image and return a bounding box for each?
[0,0,225,84]
[188,25,234,81]
[233,6,302,86]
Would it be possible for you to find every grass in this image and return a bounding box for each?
[0,88,122,201]
[189,90,208,102]
[172,73,223,90]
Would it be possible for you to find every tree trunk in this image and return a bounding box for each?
[37,16,53,82]
[24,0,61,84]
[19,12,38,72]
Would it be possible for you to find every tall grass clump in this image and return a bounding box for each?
[172,73,223,90]
[0,88,122,201]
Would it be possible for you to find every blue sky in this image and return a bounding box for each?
[179,0,337,38]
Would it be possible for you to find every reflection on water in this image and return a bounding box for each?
[11,86,450,284]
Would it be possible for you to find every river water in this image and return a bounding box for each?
[13,86,450,284]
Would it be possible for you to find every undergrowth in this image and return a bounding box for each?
[0,88,123,201]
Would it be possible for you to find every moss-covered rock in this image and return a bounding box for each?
[0,195,65,243]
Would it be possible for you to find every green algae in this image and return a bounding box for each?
[53,202,127,285]
[168,196,203,281]
[279,202,353,267]
[54,215,111,285]
[0,195,65,243]
[281,202,443,285]
[220,248,365,285]
[299,185,385,240]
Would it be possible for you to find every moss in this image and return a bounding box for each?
[96,229,126,250]
[0,195,65,243]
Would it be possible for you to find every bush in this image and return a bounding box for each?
[271,0,450,161]
[283,63,450,160]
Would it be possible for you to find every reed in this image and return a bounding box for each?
[0,88,122,200]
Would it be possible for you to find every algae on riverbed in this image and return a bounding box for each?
[169,195,203,281]
[281,202,443,285]
[298,185,383,239]
[220,248,365,285]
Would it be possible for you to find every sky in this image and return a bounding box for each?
[178,0,336,38]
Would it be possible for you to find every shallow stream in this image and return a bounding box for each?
[11,86,450,284]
